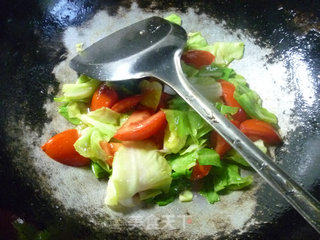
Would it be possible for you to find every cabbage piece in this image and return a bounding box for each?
[91,161,108,179]
[179,190,193,202]
[139,79,163,110]
[74,127,111,171]
[150,177,190,206]
[54,75,100,102]
[73,108,122,170]
[215,102,239,115]
[163,102,212,153]
[185,32,244,67]
[188,76,222,103]
[163,126,188,154]
[200,163,253,204]
[164,14,182,25]
[224,140,267,167]
[168,148,220,179]
[58,102,87,125]
[79,107,121,138]
[233,83,278,125]
[105,142,172,206]
[203,42,244,67]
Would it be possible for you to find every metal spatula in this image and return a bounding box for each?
[70,16,320,232]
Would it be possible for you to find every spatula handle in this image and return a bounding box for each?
[156,51,320,233]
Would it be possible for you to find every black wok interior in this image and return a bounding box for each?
[0,0,319,239]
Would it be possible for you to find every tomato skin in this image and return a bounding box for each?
[122,110,152,125]
[114,110,167,141]
[181,50,215,69]
[240,119,282,145]
[149,121,167,149]
[211,120,241,156]
[232,107,247,122]
[191,162,212,181]
[90,84,118,111]
[111,95,142,113]
[41,129,90,167]
[100,142,123,166]
[219,80,247,122]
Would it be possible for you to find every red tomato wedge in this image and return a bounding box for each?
[240,119,282,145]
[41,129,90,167]
[191,162,212,181]
[181,50,215,69]
[114,110,167,141]
[219,80,247,122]
[149,121,167,149]
[90,84,118,111]
[111,95,142,113]
[211,120,241,156]
[100,142,123,166]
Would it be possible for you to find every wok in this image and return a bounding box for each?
[0,0,319,239]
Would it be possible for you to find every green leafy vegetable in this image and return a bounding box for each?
[179,190,193,202]
[168,152,197,178]
[73,108,122,170]
[74,127,111,171]
[165,14,182,25]
[224,140,267,167]
[54,75,100,102]
[181,61,199,77]
[234,84,278,125]
[186,32,208,50]
[215,102,239,115]
[163,126,188,154]
[201,163,253,204]
[91,161,109,179]
[185,32,244,66]
[188,76,222,103]
[200,175,220,203]
[139,79,163,110]
[163,97,213,153]
[105,141,172,206]
[197,148,221,166]
[168,148,220,178]
[58,102,87,125]
[204,42,245,67]
[79,107,121,137]
[150,177,190,206]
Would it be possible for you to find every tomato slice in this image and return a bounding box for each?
[232,107,247,123]
[191,162,212,181]
[90,84,118,111]
[114,110,167,141]
[240,119,282,145]
[181,50,215,69]
[100,142,123,166]
[148,121,167,149]
[111,95,142,113]
[211,120,241,156]
[219,80,247,122]
[41,129,90,167]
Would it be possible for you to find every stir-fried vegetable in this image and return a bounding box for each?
[41,14,282,208]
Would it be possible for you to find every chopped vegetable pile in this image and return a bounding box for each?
[42,14,282,207]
